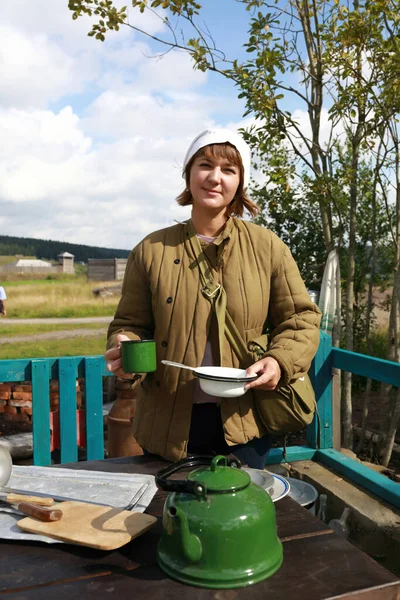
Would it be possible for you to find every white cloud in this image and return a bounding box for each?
[1,0,165,48]
[0,25,99,109]
[81,88,214,140]
[0,0,173,110]
[0,107,90,164]
[0,0,249,250]
[0,101,200,248]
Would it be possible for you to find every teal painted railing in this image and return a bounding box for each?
[0,332,399,507]
[0,356,108,466]
[266,333,400,509]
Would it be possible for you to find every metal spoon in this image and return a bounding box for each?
[161,360,196,371]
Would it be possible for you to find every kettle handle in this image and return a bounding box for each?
[155,455,241,495]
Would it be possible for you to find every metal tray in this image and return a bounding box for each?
[0,465,158,544]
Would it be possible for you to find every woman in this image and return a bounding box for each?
[105,129,321,468]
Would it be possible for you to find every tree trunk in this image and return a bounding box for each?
[355,378,372,455]
[342,182,357,448]
[342,1,364,449]
[381,388,400,467]
[379,261,400,464]
[295,0,333,252]
[355,143,380,455]
[379,126,400,463]
[342,125,363,448]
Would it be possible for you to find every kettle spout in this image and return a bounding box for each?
[168,506,202,563]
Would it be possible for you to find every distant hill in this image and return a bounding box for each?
[0,235,130,263]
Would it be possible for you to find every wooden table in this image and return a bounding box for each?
[0,455,399,599]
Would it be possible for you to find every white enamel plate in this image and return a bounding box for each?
[244,468,290,502]
[269,473,291,502]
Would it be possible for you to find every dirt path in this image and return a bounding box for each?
[0,316,112,344]
[0,316,112,325]
[0,328,108,344]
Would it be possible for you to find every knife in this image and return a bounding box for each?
[0,498,63,522]
[0,492,54,506]
[0,485,148,510]
[0,486,110,507]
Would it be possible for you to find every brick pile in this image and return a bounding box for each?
[0,380,84,425]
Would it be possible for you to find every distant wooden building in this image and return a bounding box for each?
[58,252,75,274]
[87,258,128,281]
[4,259,54,274]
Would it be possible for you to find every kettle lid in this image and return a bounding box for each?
[187,455,250,493]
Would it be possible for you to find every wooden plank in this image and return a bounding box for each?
[0,457,397,599]
[58,357,78,464]
[4,532,395,600]
[276,497,332,538]
[0,358,31,382]
[332,368,341,450]
[0,537,139,590]
[77,356,111,378]
[84,357,104,460]
[309,332,333,449]
[31,359,51,466]
[269,534,398,600]
[332,348,400,387]
[0,356,112,381]
[326,580,400,599]
[266,446,317,464]
[317,448,400,509]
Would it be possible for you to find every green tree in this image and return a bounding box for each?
[245,132,326,287]
[69,0,400,458]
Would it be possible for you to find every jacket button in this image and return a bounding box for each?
[174,258,180,264]
[166,297,173,304]
[161,341,168,347]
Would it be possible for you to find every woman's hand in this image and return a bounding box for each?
[244,357,282,391]
[105,333,135,379]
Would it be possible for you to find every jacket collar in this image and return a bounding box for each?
[184,217,238,270]
[185,216,236,246]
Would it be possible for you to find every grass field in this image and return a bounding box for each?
[0,273,118,358]
[0,322,108,337]
[3,277,119,318]
[2,276,81,286]
[0,322,108,358]
[0,333,106,360]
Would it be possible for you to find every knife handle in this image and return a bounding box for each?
[17,502,63,522]
[7,494,54,506]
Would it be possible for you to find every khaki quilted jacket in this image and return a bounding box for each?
[107,217,321,461]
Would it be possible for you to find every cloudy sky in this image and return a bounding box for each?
[0,1,257,251]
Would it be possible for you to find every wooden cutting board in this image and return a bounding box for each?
[17,501,157,550]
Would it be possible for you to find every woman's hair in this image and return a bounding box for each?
[176,142,259,218]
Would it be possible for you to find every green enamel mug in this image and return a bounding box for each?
[121,340,157,373]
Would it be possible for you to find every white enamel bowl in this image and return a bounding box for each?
[193,366,258,398]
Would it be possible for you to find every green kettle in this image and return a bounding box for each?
[156,455,283,589]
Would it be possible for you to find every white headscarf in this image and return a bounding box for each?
[182,128,251,189]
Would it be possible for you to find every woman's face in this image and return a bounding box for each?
[189,150,240,215]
